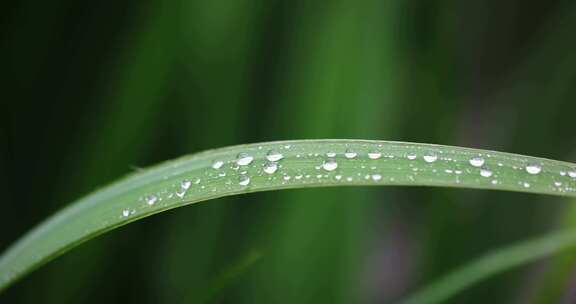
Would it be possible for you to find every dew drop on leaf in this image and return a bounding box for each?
[469,156,485,167]
[266,150,284,162]
[236,153,254,166]
[212,160,224,169]
[480,168,493,178]
[238,175,251,186]
[263,162,278,174]
[525,164,542,175]
[322,159,338,171]
[423,153,438,163]
[181,179,191,190]
[145,195,157,206]
[344,149,357,159]
[368,152,382,159]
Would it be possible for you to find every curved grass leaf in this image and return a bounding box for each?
[1,139,575,292]
[400,228,576,304]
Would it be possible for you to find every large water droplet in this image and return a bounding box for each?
[368,152,382,159]
[423,153,438,163]
[480,168,493,178]
[344,149,357,159]
[236,153,254,166]
[526,164,542,175]
[568,169,576,178]
[266,150,284,162]
[469,156,485,167]
[212,160,224,169]
[238,175,251,186]
[263,161,278,174]
[322,159,338,171]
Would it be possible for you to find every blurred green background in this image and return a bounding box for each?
[2,0,576,303]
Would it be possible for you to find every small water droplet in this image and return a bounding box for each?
[554,181,563,187]
[263,161,278,174]
[283,175,291,181]
[469,156,485,167]
[480,168,493,178]
[181,179,191,190]
[368,152,382,159]
[146,195,157,206]
[238,175,251,186]
[176,189,186,198]
[569,169,576,178]
[322,159,338,171]
[491,180,498,185]
[236,153,254,166]
[326,152,336,157]
[266,150,284,162]
[423,153,438,163]
[371,174,382,181]
[344,149,357,159]
[523,182,531,188]
[335,175,342,180]
[122,209,130,217]
[212,160,224,169]
[406,153,417,160]
[525,164,542,175]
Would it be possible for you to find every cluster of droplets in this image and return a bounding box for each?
[122,144,576,217]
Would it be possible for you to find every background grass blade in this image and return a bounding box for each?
[400,229,576,304]
[0,139,575,293]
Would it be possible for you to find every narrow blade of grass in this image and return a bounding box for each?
[400,229,576,304]
[0,139,575,292]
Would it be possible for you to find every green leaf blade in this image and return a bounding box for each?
[1,139,575,292]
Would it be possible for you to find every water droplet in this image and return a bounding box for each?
[491,180,498,185]
[238,175,251,186]
[181,179,191,190]
[266,150,284,162]
[176,189,186,198]
[368,152,382,159]
[283,175,291,181]
[480,168,493,178]
[212,160,224,169]
[122,209,130,217]
[423,153,438,163]
[326,152,336,157]
[145,195,157,206]
[335,175,342,180]
[554,181,563,187]
[523,182,531,188]
[406,153,417,160]
[371,174,382,181]
[322,159,338,171]
[525,164,542,175]
[344,149,357,159]
[236,153,254,166]
[263,161,278,174]
[569,169,576,178]
[469,156,485,167]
